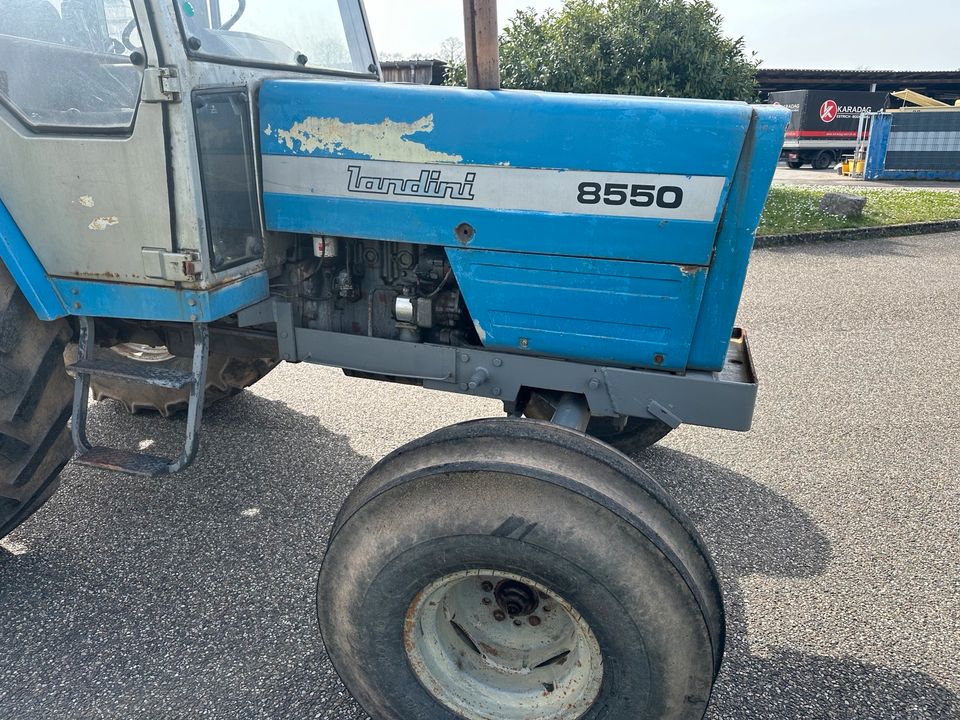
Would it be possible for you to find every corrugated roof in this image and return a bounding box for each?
[758,68,960,76]
[380,59,445,67]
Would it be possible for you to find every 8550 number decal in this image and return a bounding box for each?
[577,182,684,209]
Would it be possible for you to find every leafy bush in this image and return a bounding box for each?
[447,0,758,101]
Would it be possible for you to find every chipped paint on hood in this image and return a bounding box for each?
[473,319,486,343]
[271,114,463,164]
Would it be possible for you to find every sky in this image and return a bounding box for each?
[363,0,959,71]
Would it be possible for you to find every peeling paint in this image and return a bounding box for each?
[78,195,95,208]
[88,216,119,231]
[263,123,272,136]
[275,115,463,163]
[473,319,487,342]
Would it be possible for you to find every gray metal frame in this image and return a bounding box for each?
[248,301,758,432]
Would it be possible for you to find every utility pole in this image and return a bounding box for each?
[462,0,501,89]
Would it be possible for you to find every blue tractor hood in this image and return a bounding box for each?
[259,80,788,372]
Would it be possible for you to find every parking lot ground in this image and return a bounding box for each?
[774,165,960,191]
[1,232,959,719]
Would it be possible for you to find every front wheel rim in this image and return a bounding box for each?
[404,569,604,720]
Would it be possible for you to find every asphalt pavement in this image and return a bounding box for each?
[1,232,958,719]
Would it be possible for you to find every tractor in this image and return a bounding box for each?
[0,1,789,718]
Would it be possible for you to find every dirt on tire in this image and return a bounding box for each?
[0,262,75,540]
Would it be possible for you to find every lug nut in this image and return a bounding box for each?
[493,610,506,622]
[513,618,523,627]
[529,616,541,626]
[481,581,493,592]
[482,597,492,605]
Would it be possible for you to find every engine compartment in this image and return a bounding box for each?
[288,237,477,349]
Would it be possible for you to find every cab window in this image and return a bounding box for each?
[175,0,375,76]
[0,0,143,130]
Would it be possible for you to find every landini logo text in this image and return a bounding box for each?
[347,165,477,201]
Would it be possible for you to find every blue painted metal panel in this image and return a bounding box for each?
[50,273,270,322]
[687,106,790,371]
[0,199,68,320]
[864,114,892,181]
[446,248,708,371]
[260,81,753,175]
[265,194,720,266]
[259,80,751,265]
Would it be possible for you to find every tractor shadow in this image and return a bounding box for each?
[633,445,959,720]
[0,391,374,719]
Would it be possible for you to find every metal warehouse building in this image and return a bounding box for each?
[380,62,960,107]
[757,69,960,105]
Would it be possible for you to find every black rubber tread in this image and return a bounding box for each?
[583,415,674,455]
[330,417,724,669]
[90,352,278,417]
[0,262,75,540]
[321,418,725,719]
[812,150,835,170]
[524,392,673,453]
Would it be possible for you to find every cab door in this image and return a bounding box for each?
[0,0,175,286]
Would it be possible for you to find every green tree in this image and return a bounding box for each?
[446,0,759,101]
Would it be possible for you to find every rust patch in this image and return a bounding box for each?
[477,641,499,657]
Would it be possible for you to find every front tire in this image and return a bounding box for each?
[580,415,673,454]
[319,418,724,720]
[0,262,75,539]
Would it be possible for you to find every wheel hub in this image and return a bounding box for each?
[404,570,603,720]
[494,579,539,617]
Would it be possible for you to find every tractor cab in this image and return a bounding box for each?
[0,0,377,293]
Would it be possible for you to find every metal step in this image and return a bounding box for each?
[74,446,173,477]
[70,318,210,477]
[69,357,195,389]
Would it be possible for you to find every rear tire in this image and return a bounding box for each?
[320,418,724,720]
[812,150,834,170]
[90,345,278,417]
[0,262,74,540]
[786,159,804,169]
